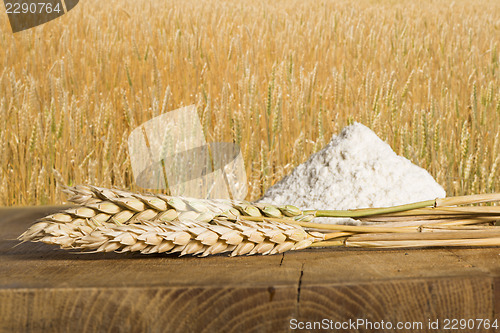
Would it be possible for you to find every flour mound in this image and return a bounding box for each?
[257,123,446,224]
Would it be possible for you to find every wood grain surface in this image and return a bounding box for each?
[1,206,500,332]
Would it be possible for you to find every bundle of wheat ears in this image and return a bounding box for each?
[18,186,500,257]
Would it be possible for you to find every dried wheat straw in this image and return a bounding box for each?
[345,238,500,249]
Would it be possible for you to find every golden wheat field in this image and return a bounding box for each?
[0,0,499,206]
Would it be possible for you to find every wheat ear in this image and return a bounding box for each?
[50,185,314,225]
[19,217,316,257]
[63,186,500,225]
[19,186,500,256]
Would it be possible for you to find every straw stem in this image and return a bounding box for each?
[347,230,500,242]
[303,199,436,218]
[270,218,418,233]
[374,207,500,217]
[345,238,500,248]
[435,193,500,207]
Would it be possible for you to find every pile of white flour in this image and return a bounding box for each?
[257,122,446,224]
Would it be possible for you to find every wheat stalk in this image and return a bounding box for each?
[3,0,500,207]
[18,186,500,256]
[60,186,500,225]
[19,216,316,257]
[52,185,314,225]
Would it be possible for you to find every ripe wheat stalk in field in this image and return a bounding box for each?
[0,0,499,206]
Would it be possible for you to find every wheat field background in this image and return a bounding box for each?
[0,0,499,206]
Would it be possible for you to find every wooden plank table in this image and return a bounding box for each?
[1,206,500,332]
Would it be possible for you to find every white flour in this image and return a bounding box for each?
[257,122,446,224]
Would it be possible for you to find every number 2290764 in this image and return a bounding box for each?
[5,2,62,14]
